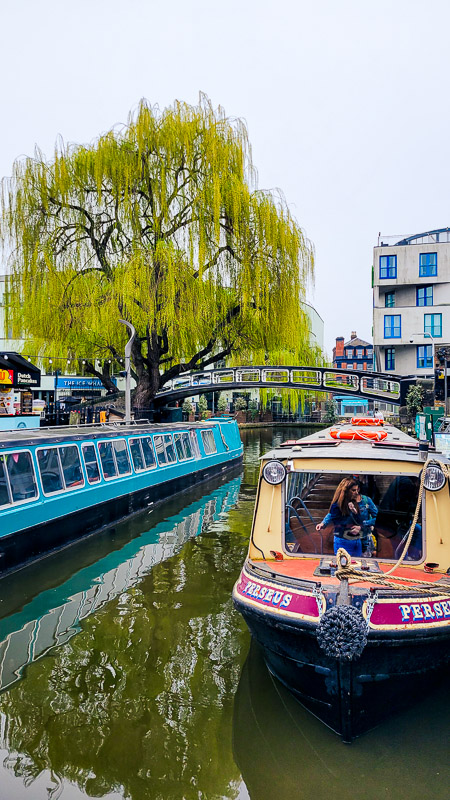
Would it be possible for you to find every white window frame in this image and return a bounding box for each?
[36,444,85,496]
[81,442,101,485]
[97,438,131,480]
[0,448,39,507]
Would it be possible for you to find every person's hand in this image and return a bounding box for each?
[316,522,324,531]
[348,502,357,514]
[350,525,361,534]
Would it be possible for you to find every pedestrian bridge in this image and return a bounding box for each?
[155,366,402,405]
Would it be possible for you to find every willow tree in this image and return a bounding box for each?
[1,95,316,407]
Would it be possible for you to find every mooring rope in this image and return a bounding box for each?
[335,458,450,596]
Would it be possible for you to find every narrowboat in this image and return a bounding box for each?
[0,417,243,574]
[233,419,450,741]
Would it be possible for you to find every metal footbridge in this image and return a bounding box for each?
[155,366,403,405]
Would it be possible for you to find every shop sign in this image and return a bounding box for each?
[0,369,13,386]
[56,376,117,389]
[16,372,39,386]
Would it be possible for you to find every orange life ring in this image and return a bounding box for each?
[350,416,383,426]
[330,428,388,441]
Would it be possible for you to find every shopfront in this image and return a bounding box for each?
[0,353,41,430]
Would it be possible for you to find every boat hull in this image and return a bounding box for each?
[235,598,450,741]
[0,452,243,575]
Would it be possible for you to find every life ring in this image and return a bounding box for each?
[350,416,383,426]
[330,428,388,441]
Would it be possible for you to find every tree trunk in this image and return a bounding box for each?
[131,337,161,409]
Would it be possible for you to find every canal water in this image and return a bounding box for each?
[0,427,448,800]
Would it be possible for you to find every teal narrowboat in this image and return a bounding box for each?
[0,417,243,573]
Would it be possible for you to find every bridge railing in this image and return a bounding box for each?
[157,367,401,402]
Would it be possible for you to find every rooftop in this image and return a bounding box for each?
[377,228,450,247]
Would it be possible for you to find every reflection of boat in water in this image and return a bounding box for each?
[233,421,450,741]
[0,416,242,573]
[233,640,450,800]
[0,472,241,693]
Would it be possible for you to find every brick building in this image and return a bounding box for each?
[333,332,374,371]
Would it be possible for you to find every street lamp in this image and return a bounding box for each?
[119,320,136,423]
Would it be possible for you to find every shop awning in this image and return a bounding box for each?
[0,352,41,388]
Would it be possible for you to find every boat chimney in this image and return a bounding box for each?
[418,441,429,461]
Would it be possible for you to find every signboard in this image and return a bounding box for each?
[16,371,39,386]
[434,433,450,458]
[0,369,13,386]
[56,376,117,390]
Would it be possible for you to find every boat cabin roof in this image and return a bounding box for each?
[0,419,227,450]
[263,422,449,466]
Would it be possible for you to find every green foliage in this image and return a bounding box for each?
[1,95,316,405]
[323,399,338,423]
[197,393,208,419]
[406,384,424,417]
[217,392,228,413]
[182,397,193,414]
[248,398,259,420]
[234,396,247,412]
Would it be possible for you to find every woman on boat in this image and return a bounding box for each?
[315,478,366,556]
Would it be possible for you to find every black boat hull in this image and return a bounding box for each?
[235,599,450,742]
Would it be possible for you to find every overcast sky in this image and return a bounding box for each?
[1,0,449,356]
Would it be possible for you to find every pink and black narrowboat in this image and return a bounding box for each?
[233,420,450,741]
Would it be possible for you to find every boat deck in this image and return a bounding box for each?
[248,557,448,590]
[263,422,448,465]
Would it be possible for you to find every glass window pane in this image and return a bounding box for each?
[0,455,11,506]
[201,430,217,454]
[174,433,185,460]
[182,432,193,459]
[163,434,177,462]
[113,440,131,475]
[130,439,144,472]
[153,435,167,465]
[60,445,84,488]
[284,471,422,562]
[141,437,156,469]
[82,444,101,483]
[37,448,63,494]
[98,442,117,479]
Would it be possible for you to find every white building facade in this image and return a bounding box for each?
[373,229,450,376]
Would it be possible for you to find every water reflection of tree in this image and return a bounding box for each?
[0,526,249,800]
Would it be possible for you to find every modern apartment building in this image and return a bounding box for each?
[373,228,450,376]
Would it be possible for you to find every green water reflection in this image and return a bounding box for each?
[0,427,447,800]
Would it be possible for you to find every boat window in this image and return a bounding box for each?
[182,432,193,459]
[201,429,217,455]
[59,445,84,488]
[82,444,101,483]
[141,437,156,469]
[129,439,145,472]
[174,433,185,460]
[0,455,11,506]
[113,440,131,475]
[284,471,423,563]
[37,448,64,494]
[98,442,117,479]
[190,431,201,459]
[5,452,38,502]
[163,434,177,463]
[154,435,167,465]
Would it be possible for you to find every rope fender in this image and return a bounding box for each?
[316,605,368,661]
